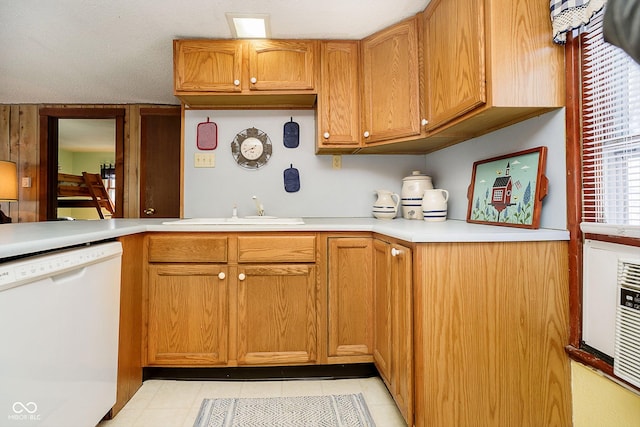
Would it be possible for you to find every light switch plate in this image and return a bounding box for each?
[195,153,215,168]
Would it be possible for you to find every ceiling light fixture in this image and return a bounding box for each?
[226,13,271,39]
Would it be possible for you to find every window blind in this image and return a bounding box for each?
[581,12,640,225]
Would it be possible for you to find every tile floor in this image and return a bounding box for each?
[98,377,407,427]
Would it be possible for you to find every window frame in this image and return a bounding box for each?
[565,27,640,391]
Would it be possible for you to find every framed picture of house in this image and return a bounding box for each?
[466,146,548,229]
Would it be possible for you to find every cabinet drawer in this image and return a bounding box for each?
[148,235,228,263]
[237,235,316,263]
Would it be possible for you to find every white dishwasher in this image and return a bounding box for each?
[0,241,122,427]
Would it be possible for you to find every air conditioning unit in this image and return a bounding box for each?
[614,258,640,388]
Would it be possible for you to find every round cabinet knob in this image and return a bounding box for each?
[391,248,401,257]
[323,132,330,139]
[421,119,429,126]
[363,131,370,138]
[233,79,240,86]
[143,208,155,216]
[238,273,246,281]
[218,272,226,280]
[250,77,257,84]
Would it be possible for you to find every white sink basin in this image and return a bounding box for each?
[163,216,304,225]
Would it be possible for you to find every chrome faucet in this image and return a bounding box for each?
[252,195,265,216]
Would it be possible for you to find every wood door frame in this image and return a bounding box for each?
[39,107,125,221]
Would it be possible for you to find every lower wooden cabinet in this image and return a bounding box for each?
[111,234,144,417]
[413,241,571,427]
[237,264,317,365]
[326,236,374,363]
[146,263,228,365]
[373,238,413,425]
[135,232,570,427]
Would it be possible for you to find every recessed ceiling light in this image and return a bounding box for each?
[226,13,271,39]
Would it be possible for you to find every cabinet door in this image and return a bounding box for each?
[147,264,228,365]
[390,242,413,425]
[248,40,316,91]
[237,264,317,365]
[423,0,485,130]
[173,40,242,92]
[362,18,421,144]
[327,237,374,363]
[317,41,361,150]
[373,239,392,384]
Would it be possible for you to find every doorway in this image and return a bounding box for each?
[39,108,124,221]
[58,118,116,219]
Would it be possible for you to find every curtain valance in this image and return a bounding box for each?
[551,0,606,43]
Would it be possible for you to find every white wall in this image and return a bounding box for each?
[423,109,567,230]
[183,109,426,218]
[183,109,567,228]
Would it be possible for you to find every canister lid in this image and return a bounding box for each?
[403,171,431,181]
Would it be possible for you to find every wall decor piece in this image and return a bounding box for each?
[283,117,299,148]
[284,164,300,192]
[231,127,272,169]
[197,117,218,150]
[467,146,548,229]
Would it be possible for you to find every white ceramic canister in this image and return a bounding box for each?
[422,189,449,222]
[373,189,400,219]
[401,171,433,219]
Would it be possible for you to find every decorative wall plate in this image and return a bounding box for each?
[231,127,272,169]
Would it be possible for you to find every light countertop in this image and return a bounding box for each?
[0,218,570,260]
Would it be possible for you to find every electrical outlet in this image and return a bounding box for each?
[332,155,342,170]
[195,153,215,168]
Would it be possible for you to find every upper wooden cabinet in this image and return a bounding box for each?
[361,17,422,146]
[247,40,316,91]
[174,40,243,93]
[420,0,564,150]
[316,41,361,153]
[423,0,485,131]
[174,39,318,107]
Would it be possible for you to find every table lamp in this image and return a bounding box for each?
[0,160,18,224]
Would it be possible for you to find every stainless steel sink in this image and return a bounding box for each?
[162,216,304,225]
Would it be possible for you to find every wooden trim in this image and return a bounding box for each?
[566,345,614,375]
[565,32,584,348]
[139,107,180,116]
[584,233,640,248]
[566,345,640,393]
[39,107,125,118]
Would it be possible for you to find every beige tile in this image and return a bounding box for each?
[99,377,405,427]
[181,404,204,427]
[359,377,394,405]
[319,378,363,395]
[367,403,407,427]
[119,383,161,411]
[132,408,191,427]
[239,380,284,398]
[147,381,203,409]
[97,408,143,427]
[281,379,325,397]
[194,380,244,401]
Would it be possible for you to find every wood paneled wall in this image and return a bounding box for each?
[0,104,178,222]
